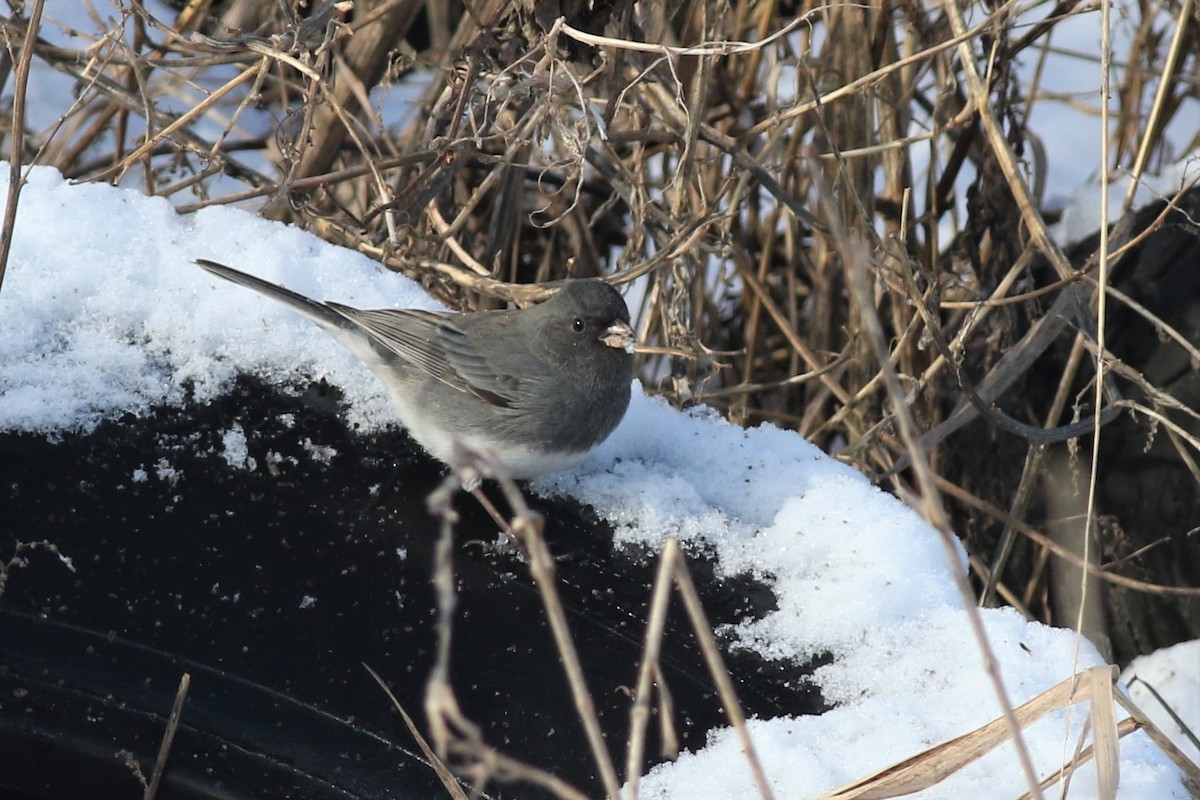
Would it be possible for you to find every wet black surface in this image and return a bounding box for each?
[0,376,825,799]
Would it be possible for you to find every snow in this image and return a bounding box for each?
[219,423,256,471]
[0,168,437,434]
[0,165,1193,798]
[1050,156,1200,246]
[1122,640,1200,767]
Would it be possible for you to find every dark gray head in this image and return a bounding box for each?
[530,280,635,387]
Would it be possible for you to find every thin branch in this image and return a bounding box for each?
[0,0,48,292]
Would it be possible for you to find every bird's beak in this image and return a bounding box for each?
[601,320,636,354]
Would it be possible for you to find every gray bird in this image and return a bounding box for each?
[195,259,635,479]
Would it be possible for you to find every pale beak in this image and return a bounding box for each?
[601,320,636,353]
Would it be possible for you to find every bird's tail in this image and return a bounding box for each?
[195,258,353,333]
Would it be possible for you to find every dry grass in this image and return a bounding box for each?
[817,665,1200,800]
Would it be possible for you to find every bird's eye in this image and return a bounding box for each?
[572,317,585,333]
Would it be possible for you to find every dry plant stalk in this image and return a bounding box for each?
[402,446,776,799]
[420,446,616,799]
[365,664,471,800]
[815,664,1200,800]
[144,673,192,800]
[626,537,775,800]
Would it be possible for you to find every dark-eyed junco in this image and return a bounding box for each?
[195,259,635,479]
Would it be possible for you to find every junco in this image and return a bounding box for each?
[195,259,635,479]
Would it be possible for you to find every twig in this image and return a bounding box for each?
[422,447,611,799]
[143,673,191,800]
[667,540,776,800]
[364,664,469,800]
[0,0,47,293]
[936,477,1200,597]
[1119,0,1195,214]
[94,61,265,183]
[486,459,623,799]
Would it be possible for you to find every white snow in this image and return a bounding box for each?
[1122,640,1200,767]
[219,423,256,471]
[0,165,1193,798]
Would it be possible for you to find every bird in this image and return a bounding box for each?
[195,259,635,480]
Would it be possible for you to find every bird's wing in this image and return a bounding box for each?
[327,305,523,408]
